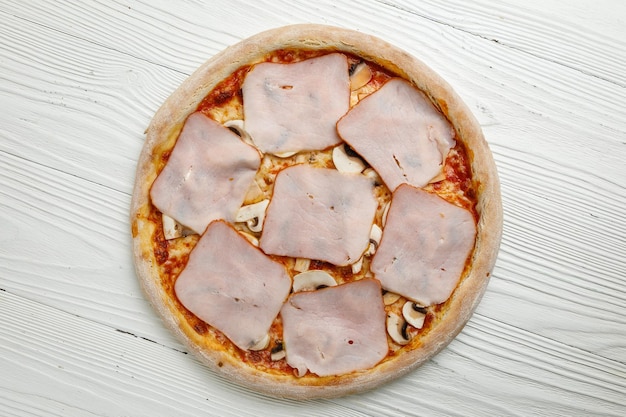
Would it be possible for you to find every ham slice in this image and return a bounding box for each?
[150,112,261,234]
[259,164,377,266]
[174,221,291,351]
[280,279,388,377]
[337,78,455,191]
[371,184,476,306]
[242,53,349,154]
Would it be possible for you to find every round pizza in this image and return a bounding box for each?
[130,24,502,399]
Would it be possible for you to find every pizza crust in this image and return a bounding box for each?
[130,24,502,399]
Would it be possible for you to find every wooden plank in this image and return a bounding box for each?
[353,315,626,416]
[0,8,183,193]
[0,150,184,350]
[382,0,626,86]
[5,0,623,85]
[1,290,624,416]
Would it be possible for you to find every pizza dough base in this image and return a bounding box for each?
[130,24,502,399]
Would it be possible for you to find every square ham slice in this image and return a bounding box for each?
[242,53,349,154]
[371,184,476,306]
[259,164,377,266]
[337,78,455,191]
[174,221,291,351]
[150,112,260,234]
[280,279,388,377]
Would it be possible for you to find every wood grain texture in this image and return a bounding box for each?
[0,0,625,415]
[382,0,626,86]
[2,290,624,416]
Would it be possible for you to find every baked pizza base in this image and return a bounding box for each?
[130,24,502,399]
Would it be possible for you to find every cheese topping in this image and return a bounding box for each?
[150,112,261,234]
[337,78,456,191]
[259,164,378,267]
[242,53,350,154]
[371,184,476,306]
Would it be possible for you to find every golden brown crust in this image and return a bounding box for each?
[130,24,502,399]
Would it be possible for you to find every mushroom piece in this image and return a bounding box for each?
[235,199,270,233]
[270,341,286,361]
[382,291,401,305]
[332,143,366,174]
[349,62,373,91]
[292,270,337,292]
[386,312,410,345]
[162,214,195,240]
[162,214,183,240]
[238,230,259,247]
[223,119,255,147]
[248,333,270,351]
[274,151,298,158]
[381,201,391,226]
[351,256,364,274]
[293,258,311,273]
[365,223,383,256]
[402,301,427,329]
[363,167,382,184]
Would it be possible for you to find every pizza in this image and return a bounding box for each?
[130,24,502,399]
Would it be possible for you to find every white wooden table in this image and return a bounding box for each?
[1,1,625,415]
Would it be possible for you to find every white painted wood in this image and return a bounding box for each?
[382,0,626,86]
[0,0,625,415]
[2,291,624,416]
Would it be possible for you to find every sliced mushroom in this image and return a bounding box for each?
[248,333,270,351]
[402,301,427,329]
[292,270,337,292]
[270,340,286,361]
[332,144,366,173]
[365,223,383,256]
[349,62,373,91]
[381,201,391,226]
[162,214,183,240]
[274,151,298,158]
[243,180,264,204]
[238,230,259,247]
[386,312,410,345]
[235,199,270,233]
[351,256,363,274]
[162,214,195,240]
[363,167,382,184]
[293,258,311,273]
[223,119,255,147]
[382,291,401,306]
